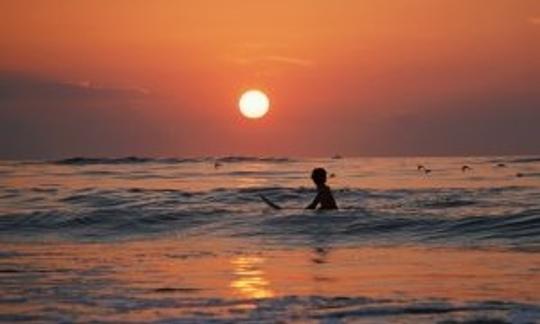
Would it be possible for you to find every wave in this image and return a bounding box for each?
[0,186,538,249]
[53,156,204,165]
[52,156,295,165]
[0,294,535,322]
[257,208,540,248]
[490,156,540,165]
[516,172,540,178]
[510,156,540,164]
[215,156,294,163]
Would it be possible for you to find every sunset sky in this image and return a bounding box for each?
[1,0,539,158]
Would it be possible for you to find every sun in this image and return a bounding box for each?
[238,90,270,119]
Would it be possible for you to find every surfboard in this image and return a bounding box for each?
[259,194,282,210]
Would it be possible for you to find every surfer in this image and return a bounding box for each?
[259,167,338,210]
[306,168,338,210]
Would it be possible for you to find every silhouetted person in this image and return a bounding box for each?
[306,168,338,210]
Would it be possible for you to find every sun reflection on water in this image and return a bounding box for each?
[230,256,274,299]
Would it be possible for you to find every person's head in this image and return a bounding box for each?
[311,168,327,186]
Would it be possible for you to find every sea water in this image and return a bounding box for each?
[0,156,539,323]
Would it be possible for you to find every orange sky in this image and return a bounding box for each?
[1,1,539,158]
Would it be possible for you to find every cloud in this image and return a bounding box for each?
[361,96,540,156]
[0,71,149,102]
[227,42,314,69]
[0,72,159,159]
[263,56,315,67]
[232,55,314,67]
[63,80,150,95]
[236,42,287,51]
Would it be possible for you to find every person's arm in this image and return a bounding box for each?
[306,192,321,209]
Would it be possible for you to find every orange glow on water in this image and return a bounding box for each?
[230,257,274,299]
[3,238,539,307]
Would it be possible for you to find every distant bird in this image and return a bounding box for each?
[496,163,507,168]
[417,165,425,171]
[329,173,336,178]
[332,154,343,160]
[214,161,223,169]
[424,169,432,174]
[462,165,472,172]
[516,172,524,178]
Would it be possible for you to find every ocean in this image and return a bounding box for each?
[0,156,539,323]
